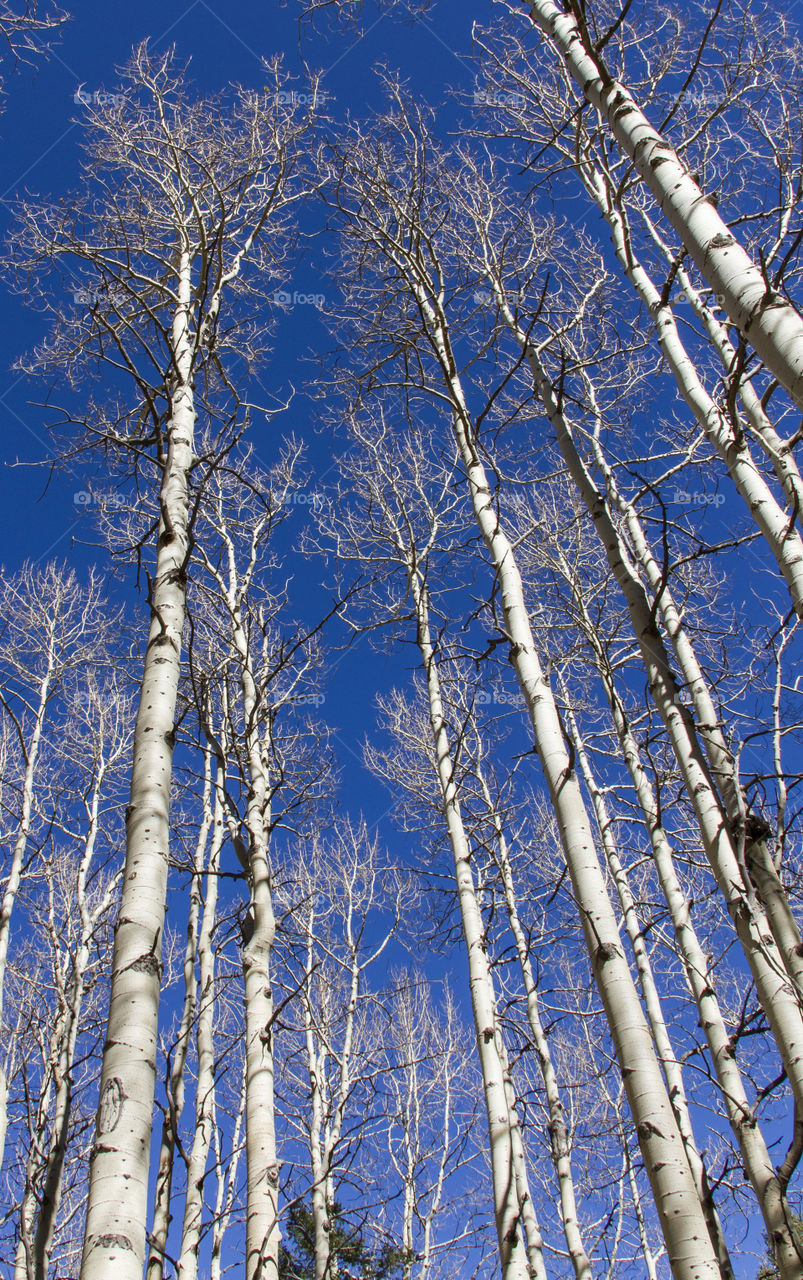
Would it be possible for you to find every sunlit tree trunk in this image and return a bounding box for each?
[571,154,803,614]
[175,760,224,1280]
[81,242,195,1280]
[556,675,732,1278]
[403,263,721,1276]
[146,739,213,1280]
[411,573,539,1280]
[470,747,592,1280]
[552,548,803,1280]
[521,0,803,410]
[504,308,803,1124]
[0,650,54,1175]
[209,1066,247,1280]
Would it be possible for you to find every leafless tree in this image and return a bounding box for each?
[6,44,318,1280]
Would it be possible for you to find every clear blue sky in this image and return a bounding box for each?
[0,0,492,829]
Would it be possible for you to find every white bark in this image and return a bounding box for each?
[0,643,56,1172]
[210,1064,247,1280]
[80,244,195,1280]
[411,573,537,1280]
[640,210,803,527]
[241,761,279,1280]
[575,156,803,615]
[619,1106,660,1280]
[175,764,224,1280]
[404,268,721,1276]
[147,745,213,1280]
[494,1027,549,1278]
[523,0,803,411]
[32,790,123,1278]
[222,557,280,1280]
[557,678,732,1278]
[384,981,460,1280]
[290,827,408,1280]
[557,559,803,1280]
[509,317,803,1122]
[471,751,592,1280]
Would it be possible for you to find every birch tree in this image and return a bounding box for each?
[10,674,131,1280]
[0,563,112,1177]
[311,416,548,1280]
[318,92,742,1279]
[188,440,335,1280]
[503,0,803,413]
[276,821,406,1280]
[377,974,484,1280]
[6,47,316,1280]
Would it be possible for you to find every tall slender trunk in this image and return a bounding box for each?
[495,1027,549,1277]
[618,1106,660,1280]
[409,272,721,1276]
[559,562,803,1280]
[472,753,593,1280]
[302,902,332,1280]
[569,157,803,614]
[640,210,803,526]
[512,321,803,1121]
[236,655,279,1280]
[0,648,55,1170]
[578,372,803,1009]
[32,766,122,1280]
[147,748,213,1280]
[522,0,803,411]
[557,678,732,1278]
[80,243,195,1280]
[176,769,224,1280]
[210,1064,247,1280]
[410,573,537,1280]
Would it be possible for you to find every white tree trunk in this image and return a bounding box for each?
[517,328,803,1121]
[147,749,213,1280]
[238,673,279,1280]
[406,270,721,1276]
[79,244,195,1280]
[640,210,803,526]
[560,565,803,1280]
[575,159,803,615]
[523,0,803,411]
[558,680,733,1278]
[495,1027,549,1278]
[175,765,224,1280]
[472,755,592,1280]
[411,573,538,1280]
[32,772,122,1280]
[0,650,55,1171]
[210,1064,247,1280]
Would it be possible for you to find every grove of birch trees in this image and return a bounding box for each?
[1,0,803,1278]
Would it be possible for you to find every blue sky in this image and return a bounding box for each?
[3,7,802,1275]
[0,0,495,831]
